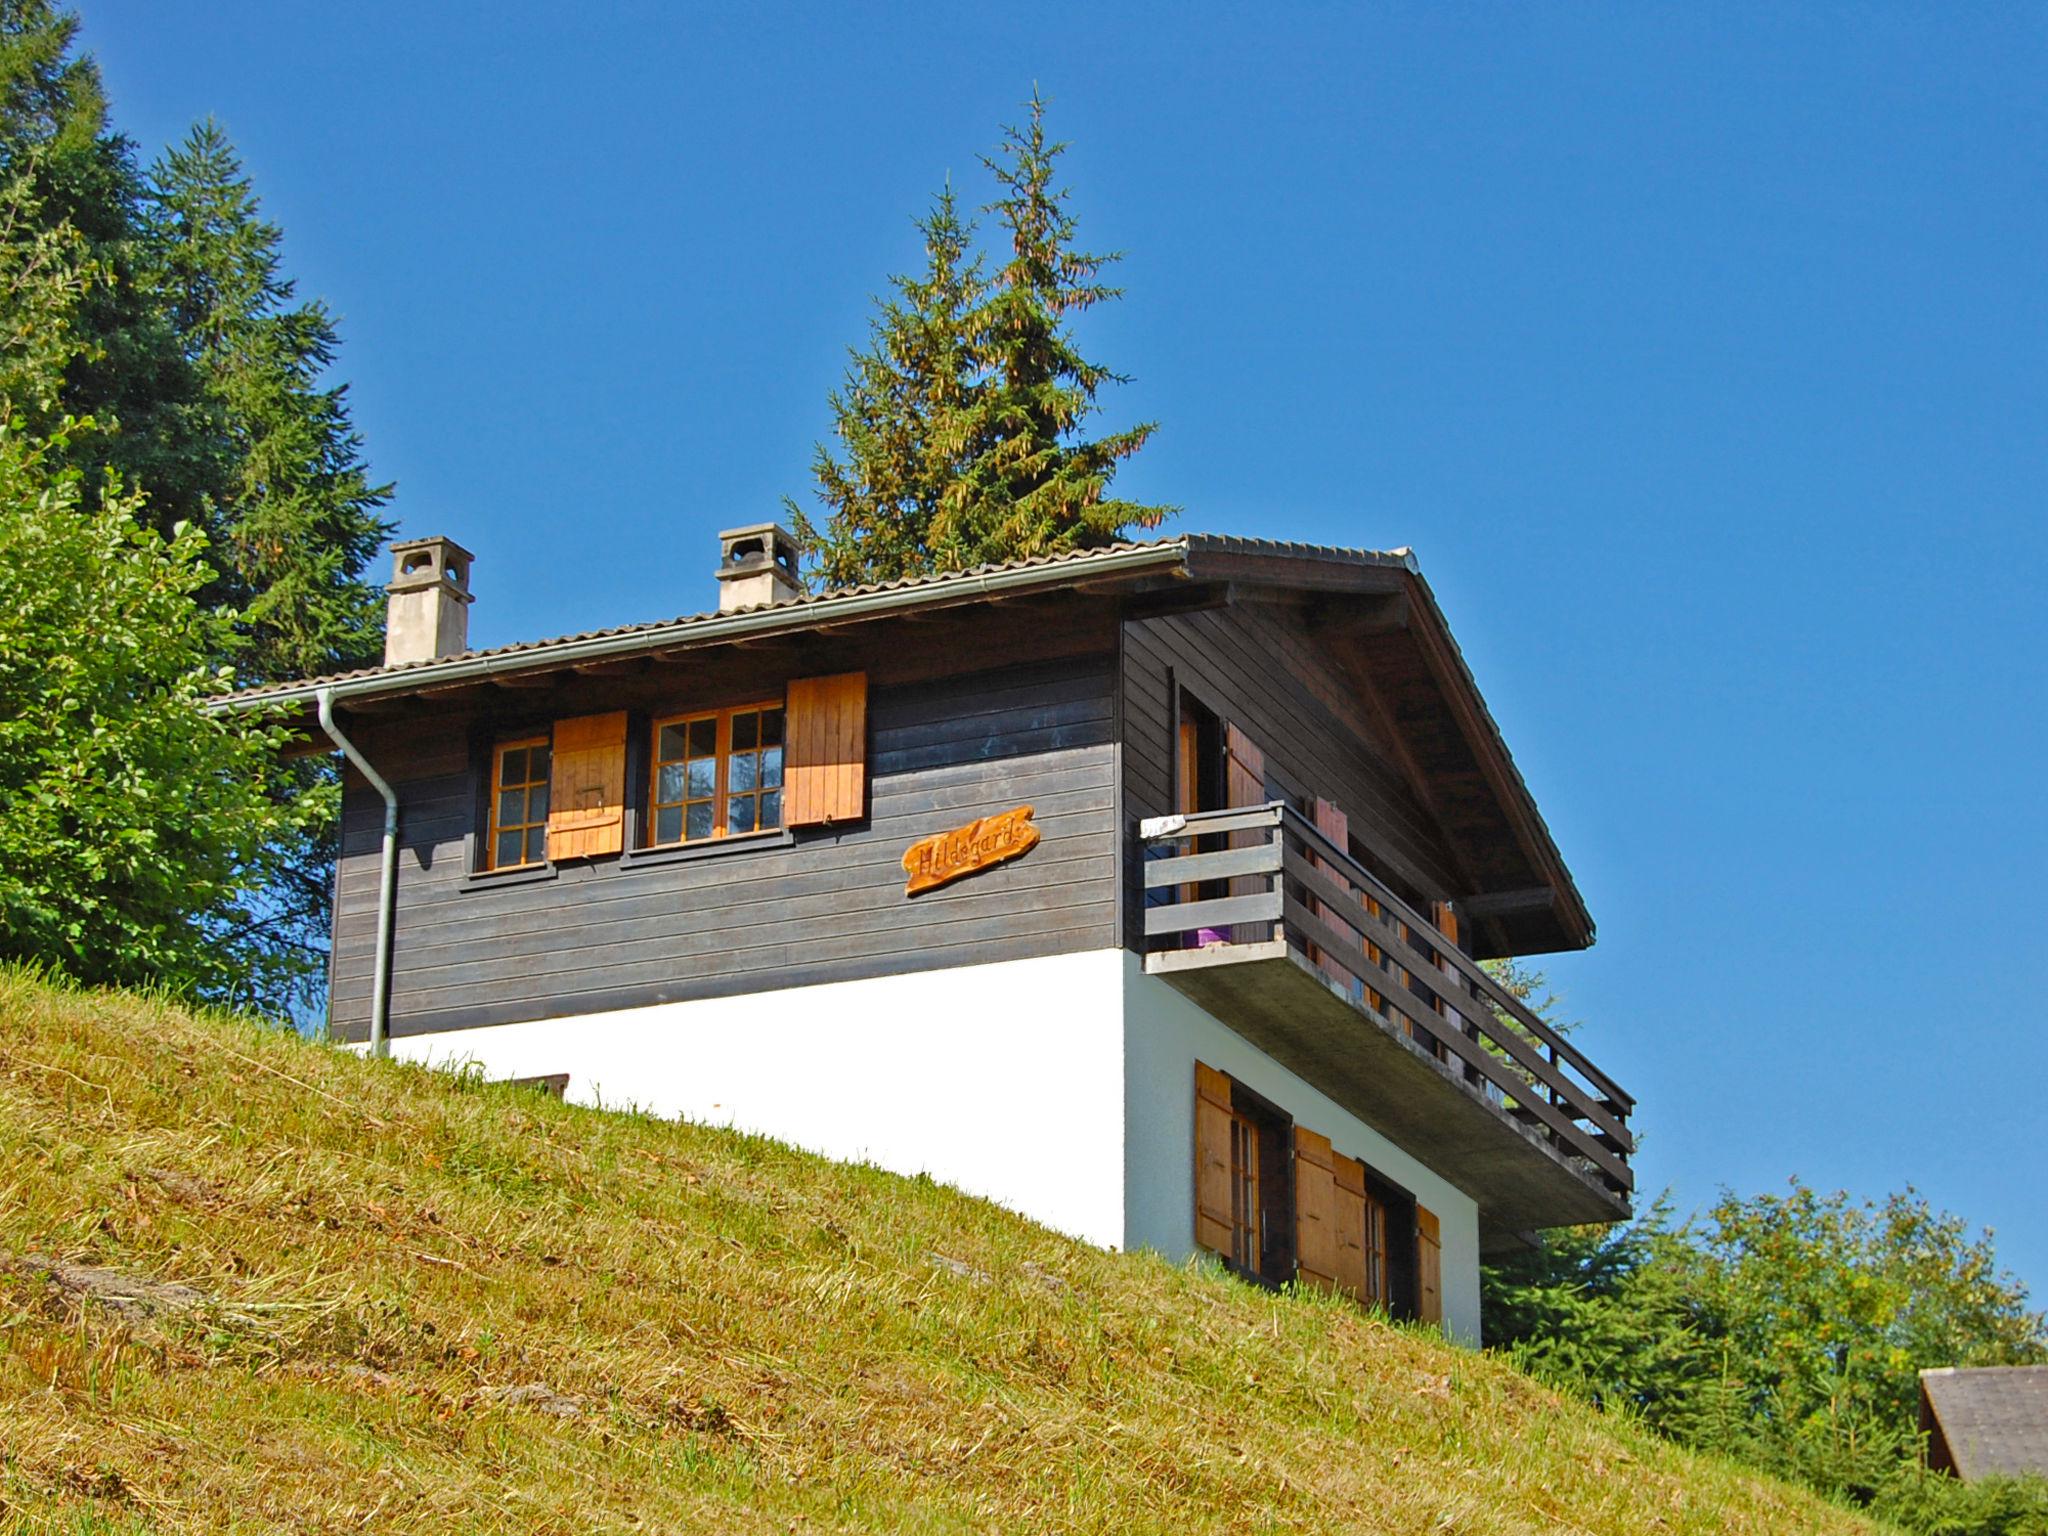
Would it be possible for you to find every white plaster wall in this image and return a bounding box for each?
[1119,952,1484,1344]
[385,949,1130,1249]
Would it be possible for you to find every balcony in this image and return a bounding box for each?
[1139,803,1633,1248]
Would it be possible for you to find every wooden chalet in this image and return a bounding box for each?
[222,524,1636,1342]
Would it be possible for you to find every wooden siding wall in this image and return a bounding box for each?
[329,653,1119,1041]
[1121,602,1460,945]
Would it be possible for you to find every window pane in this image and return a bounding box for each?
[525,826,547,865]
[759,789,781,829]
[685,758,716,798]
[760,709,783,748]
[730,751,757,794]
[530,745,550,781]
[656,762,686,804]
[687,718,716,757]
[658,723,690,762]
[499,747,526,787]
[728,795,756,835]
[760,745,783,788]
[732,711,758,752]
[685,801,715,841]
[495,830,522,868]
[528,783,549,820]
[497,788,525,829]
[655,805,683,844]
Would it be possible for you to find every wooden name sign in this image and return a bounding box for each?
[902,805,1040,896]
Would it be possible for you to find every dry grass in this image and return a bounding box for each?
[0,969,1882,1534]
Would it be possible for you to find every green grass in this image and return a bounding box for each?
[0,969,1883,1534]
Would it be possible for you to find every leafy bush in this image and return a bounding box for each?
[1486,1182,2047,1524]
[0,421,306,1000]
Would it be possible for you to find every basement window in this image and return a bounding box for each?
[648,702,785,845]
[487,737,551,870]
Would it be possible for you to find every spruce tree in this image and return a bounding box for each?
[792,94,1171,585]
[788,183,987,588]
[0,0,214,535]
[953,89,1172,564]
[143,119,391,684]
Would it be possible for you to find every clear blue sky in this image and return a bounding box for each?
[85,4,2047,1291]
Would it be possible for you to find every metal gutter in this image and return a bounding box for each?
[317,687,396,1059]
[211,539,1193,713]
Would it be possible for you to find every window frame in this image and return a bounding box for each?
[485,734,553,872]
[1222,1102,1264,1272]
[645,697,786,849]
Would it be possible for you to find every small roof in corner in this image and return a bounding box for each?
[213,533,1592,952]
[1921,1366,2048,1481]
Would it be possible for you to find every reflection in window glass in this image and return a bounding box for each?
[648,704,786,845]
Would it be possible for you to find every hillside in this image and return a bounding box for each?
[0,971,1879,1535]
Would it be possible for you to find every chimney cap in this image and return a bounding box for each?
[717,522,799,570]
[716,523,802,611]
[387,535,475,601]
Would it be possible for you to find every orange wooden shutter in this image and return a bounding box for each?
[546,711,628,860]
[1175,710,1201,817]
[1223,723,1270,943]
[1331,1152,1369,1303]
[1193,1062,1235,1257]
[1294,1127,1340,1295]
[1416,1204,1443,1325]
[785,672,867,827]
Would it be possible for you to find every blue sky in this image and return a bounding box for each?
[85,4,2048,1291]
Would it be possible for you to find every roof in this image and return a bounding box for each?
[216,536,1433,708]
[1921,1366,2048,1481]
[212,530,1592,953]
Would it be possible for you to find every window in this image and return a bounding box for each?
[488,738,551,869]
[1223,1105,1263,1270]
[1363,1186,1390,1306]
[649,702,784,845]
[1194,1062,1295,1285]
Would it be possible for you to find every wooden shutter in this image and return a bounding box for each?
[1310,798,1356,990]
[785,672,867,827]
[1432,901,1467,1070]
[1193,1062,1235,1257]
[1294,1127,1339,1294]
[1416,1204,1443,1325]
[546,711,628,860]
[1223,723,1270,943]
[1331,1152,1369,1302]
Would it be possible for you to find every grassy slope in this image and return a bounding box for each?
[0,971,1879,1536]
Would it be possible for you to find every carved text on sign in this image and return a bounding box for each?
[901,805,1040,896]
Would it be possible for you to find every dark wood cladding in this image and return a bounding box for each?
[328,651,1119,1042]
[1120,600,1462,945]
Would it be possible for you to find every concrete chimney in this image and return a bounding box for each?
[716,523,802,612]
[383,536,475,666]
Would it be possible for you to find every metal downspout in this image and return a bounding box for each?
[316,686,396,1059]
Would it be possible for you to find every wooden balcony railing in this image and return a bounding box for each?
[1139,802,1634,1200]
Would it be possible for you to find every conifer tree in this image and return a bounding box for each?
[949,90,1172,564]
[792,94,1170,585]
[0,0,213,533]
[788,184,987,588]
[143,119,391,684]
